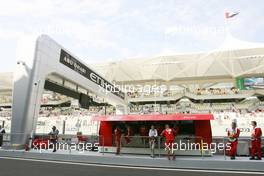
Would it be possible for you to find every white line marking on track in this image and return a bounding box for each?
[0,156,263,175]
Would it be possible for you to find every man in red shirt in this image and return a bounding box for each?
[250,121,262,160]
[161,124,177,160]
[227,121,240,160]
[114,127,122,155]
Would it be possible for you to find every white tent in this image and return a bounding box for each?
[1,35,264,88]
[92,35,264,85]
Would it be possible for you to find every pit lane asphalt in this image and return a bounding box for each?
[0,157,263,176]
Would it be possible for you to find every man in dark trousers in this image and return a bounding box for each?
[0,125,6,147]
[48,126,59,152]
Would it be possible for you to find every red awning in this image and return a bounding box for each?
[92,113,214,122]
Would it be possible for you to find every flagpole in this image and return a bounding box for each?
[224,10,239,77]
[224,10,231,38]
[224,10,239,38]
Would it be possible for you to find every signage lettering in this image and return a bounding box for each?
[60,49,125,100]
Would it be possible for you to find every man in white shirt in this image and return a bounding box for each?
[149,125,158,158]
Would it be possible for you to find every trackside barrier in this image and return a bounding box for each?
[1,134,263,159]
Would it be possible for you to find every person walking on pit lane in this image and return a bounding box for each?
[250,121,262,160]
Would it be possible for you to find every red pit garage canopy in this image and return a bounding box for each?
[92,113,214,122]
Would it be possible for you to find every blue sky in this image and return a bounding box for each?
[0,0,264,72]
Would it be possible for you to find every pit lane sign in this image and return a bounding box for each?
[60,49,125,100]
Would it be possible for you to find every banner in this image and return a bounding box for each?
[236,77,245,90]
[92,113,214,122]
[60,49,125,100]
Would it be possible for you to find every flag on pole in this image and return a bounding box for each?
[225,11,239,19]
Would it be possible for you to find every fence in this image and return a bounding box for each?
[1,133,263,159]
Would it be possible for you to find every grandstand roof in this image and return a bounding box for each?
[1,35,264,89]
[92,34,264,84]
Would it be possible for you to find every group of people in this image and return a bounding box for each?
[114,124,179,160]
[0,125,58,150]
[196,87,240,95]
[227,120,262,160]
[114,121,263,160]
[2,121,260,161]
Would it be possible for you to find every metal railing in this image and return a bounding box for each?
[0,133,104,154]
[109,135,211,158]
[1,133,263,160]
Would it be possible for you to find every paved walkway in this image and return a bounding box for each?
[0,149,263,172]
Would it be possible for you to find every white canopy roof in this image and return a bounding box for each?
[92,35,264,84]
[1,35,264,89]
